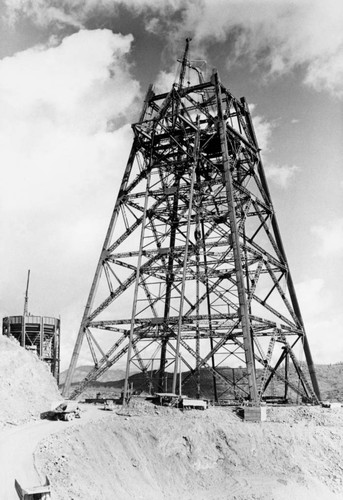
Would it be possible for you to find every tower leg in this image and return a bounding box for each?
[214,71,258,403]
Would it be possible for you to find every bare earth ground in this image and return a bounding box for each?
[0,406,110,500]
[2,336,343,500]
[34,401,343,500]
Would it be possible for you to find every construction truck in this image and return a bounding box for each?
[102,400,115,411]
[15,476,51,499]
[153,393,180,407]
[42,400,80,421]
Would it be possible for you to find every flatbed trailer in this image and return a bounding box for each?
[181,397,208,410]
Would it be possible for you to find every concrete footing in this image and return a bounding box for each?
[244,406,267,422]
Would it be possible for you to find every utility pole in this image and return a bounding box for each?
[23,269,30,316]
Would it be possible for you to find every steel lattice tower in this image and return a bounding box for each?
[63,41,321,405]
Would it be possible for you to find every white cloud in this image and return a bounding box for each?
[0,30,139,351]
[5,1,343,97]
[295,278,343,364]
[250,111,274,152]
[296,278,329,318]
[311,218,343,256]
[264,163,299,188]
[0,30,139,132]
[174,0,343,97]
[145,17,161,35]
[153,69,177,94]
[305,52,343,97]
[3,0,185,28]
[4,0,85,28]
[249,107,299,188]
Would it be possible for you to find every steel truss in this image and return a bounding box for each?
[63,43,321,405]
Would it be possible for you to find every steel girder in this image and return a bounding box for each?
[63,61,320,405]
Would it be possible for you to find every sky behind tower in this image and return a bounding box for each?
[1,0,342,368]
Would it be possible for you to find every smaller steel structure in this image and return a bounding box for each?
[2,270,60,382]
[2,315,60,383]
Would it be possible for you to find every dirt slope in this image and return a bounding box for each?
[0,336,61,428]
[0,405,120,500]
[35,401,343,500]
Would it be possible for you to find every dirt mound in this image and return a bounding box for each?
[268,405,343,426]
[35,401,343,500]
[0,336,61,428]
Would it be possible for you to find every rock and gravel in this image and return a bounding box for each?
[34,400,343,500]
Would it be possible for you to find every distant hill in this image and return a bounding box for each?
[60,362,343,402]
[59,365,126,385]
[314,363,343,401]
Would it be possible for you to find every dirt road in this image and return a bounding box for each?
[0,405,109,500]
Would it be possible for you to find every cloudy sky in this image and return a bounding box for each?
[1,0,342,369]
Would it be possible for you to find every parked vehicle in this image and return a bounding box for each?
[153,393,180,407]
[15,476,51,499]
[41,401,80,421]
[102,400,115,411]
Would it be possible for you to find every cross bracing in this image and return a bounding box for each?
[63,43,320,405]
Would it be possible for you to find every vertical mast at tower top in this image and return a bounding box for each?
[63,40,320,405]
[178,37,191,88]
